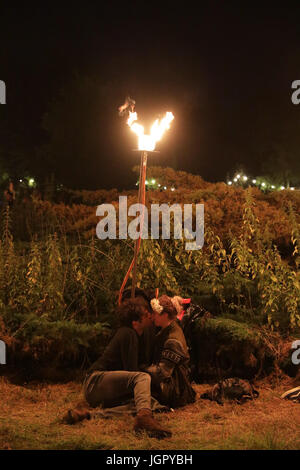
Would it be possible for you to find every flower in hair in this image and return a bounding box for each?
[151,298,164,314]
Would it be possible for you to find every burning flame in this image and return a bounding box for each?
[127,111,174,151]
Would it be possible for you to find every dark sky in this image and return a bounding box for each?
[1,3,300,189]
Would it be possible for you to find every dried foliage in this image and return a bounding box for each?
[0,168,299,370]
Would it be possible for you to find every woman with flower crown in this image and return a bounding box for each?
[145,295,196,408]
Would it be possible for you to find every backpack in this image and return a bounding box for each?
[200,377,259,405]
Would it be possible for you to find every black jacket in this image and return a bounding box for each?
[87,327,140,373]
[87,325,155,375]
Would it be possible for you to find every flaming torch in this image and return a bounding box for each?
[118,98,174,303]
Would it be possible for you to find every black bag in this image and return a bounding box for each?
[201,377,259,405]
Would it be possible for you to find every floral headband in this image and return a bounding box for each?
[150,298,164,315]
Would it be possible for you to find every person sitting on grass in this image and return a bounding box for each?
[145,295,196,409]
[63,297,172,439]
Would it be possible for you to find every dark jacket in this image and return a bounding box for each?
[145,320,196,408]
[87,327,140,373]
[87,324,154,375]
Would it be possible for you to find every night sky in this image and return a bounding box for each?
[1,3,300,190]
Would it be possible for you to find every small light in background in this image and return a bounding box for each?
[243,176,248,181]
[252,179,256,184]
[228,181,232,185]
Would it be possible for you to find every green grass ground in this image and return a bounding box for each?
[0,375,299,450]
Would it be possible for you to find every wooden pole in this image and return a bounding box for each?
[131,150,147,298]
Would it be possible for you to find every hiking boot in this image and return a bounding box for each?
[134,409,172,439]
[63,407,91,425]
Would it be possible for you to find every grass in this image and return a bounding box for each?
[0,375,299,450]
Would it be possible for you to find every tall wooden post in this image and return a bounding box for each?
[131,151,147,298]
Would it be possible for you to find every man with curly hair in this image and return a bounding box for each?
[63,297,172,439]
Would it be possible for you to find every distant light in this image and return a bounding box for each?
[234,178,238,182]
[19,179,23,183]
[158,184,161,187]
[135,182,138,186]
[151,179,156,184]
[171,187,175,191]
[28,178,35,187]
[228,181,232,185]
[243,176,248,181]
[290,187,295,191]
[271,185,275,189]
[164,186,167,190]
[280,186,285,190]
[145,180,149,185]
[261,182,266,187]
[236,174,241,179]
[252,179,256,184]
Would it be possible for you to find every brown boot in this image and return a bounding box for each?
[134,409,172,439]
[62,407,91,425]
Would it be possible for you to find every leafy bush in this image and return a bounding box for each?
[0,169,299,373]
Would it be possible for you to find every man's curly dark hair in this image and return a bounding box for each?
[117,297,149,327]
